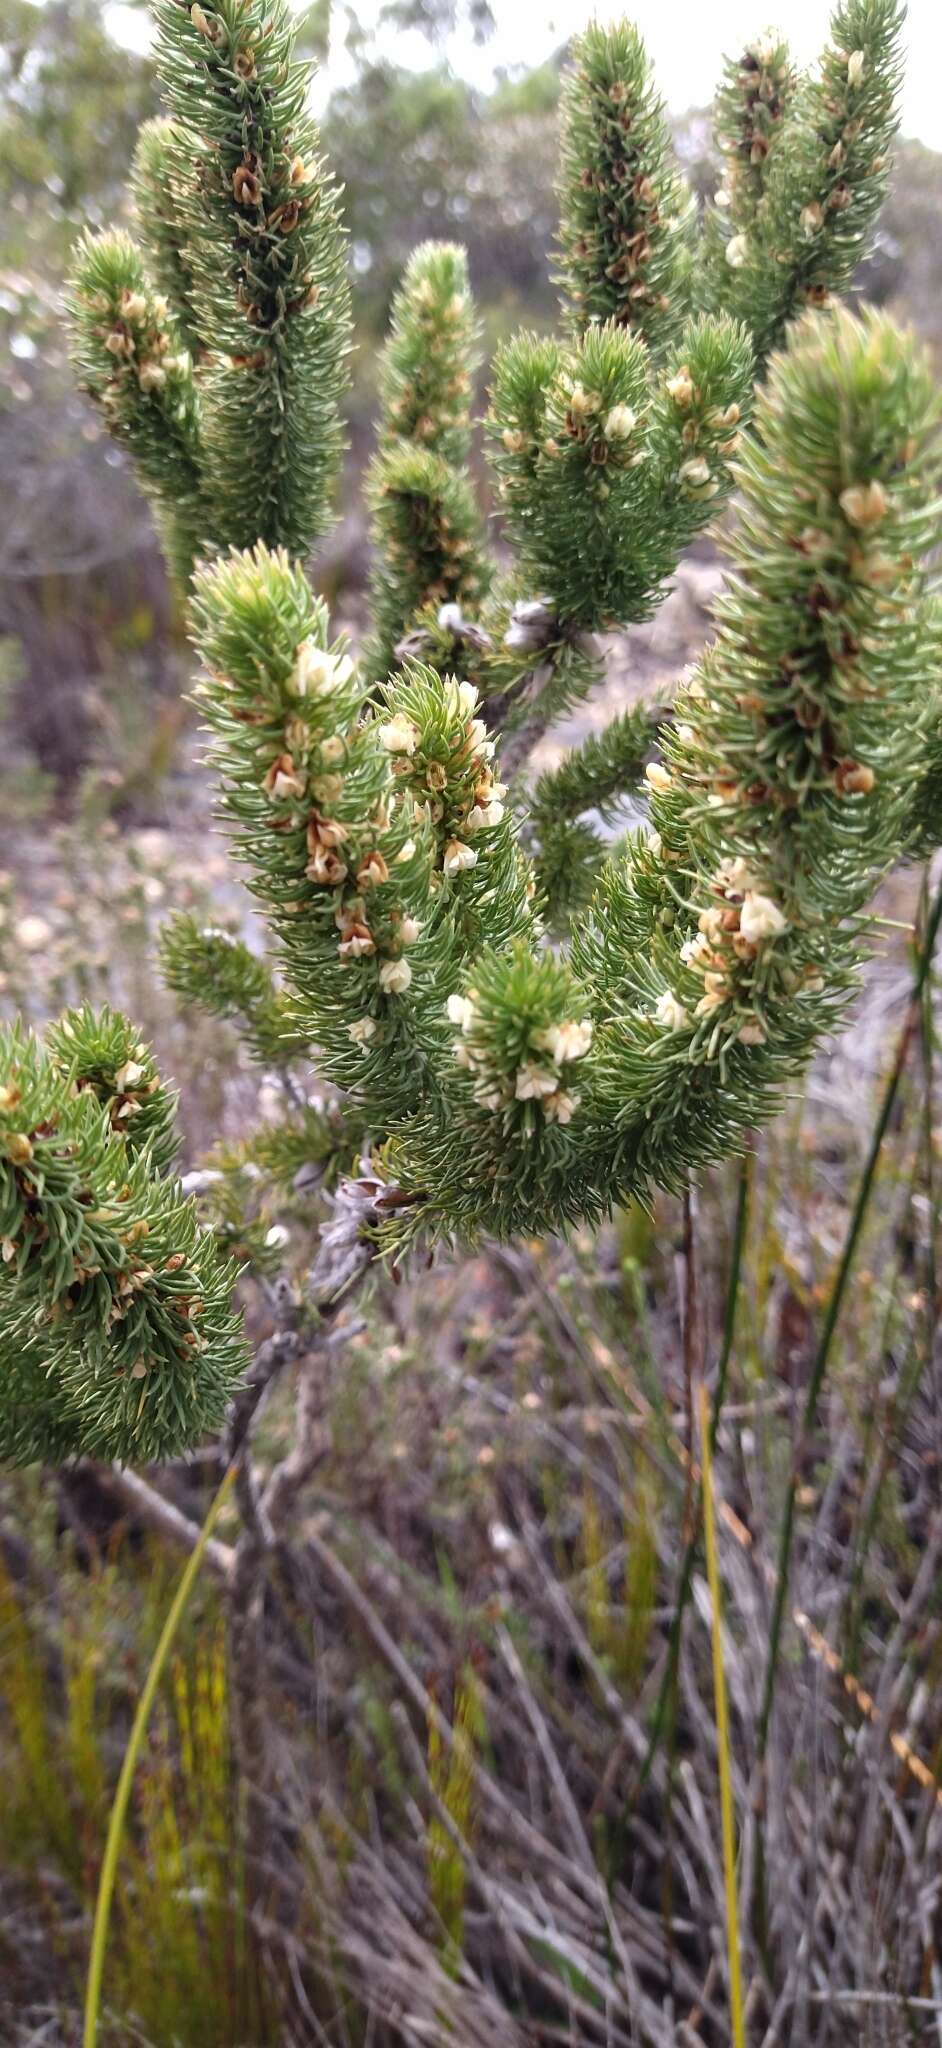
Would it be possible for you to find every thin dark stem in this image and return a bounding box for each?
[755,868,942,1766]
[637,1147,753,1789]
[918,870,941,1484]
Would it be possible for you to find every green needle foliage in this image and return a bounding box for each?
[702,0,905,364]
[555,20,696,357]
[529,703,657,919]
[376,241,480,467]
[3,0,931,1467]
[487,313,753,631]
[366,243,490,680]
[68,229,204,588]
[131,116,202,358]
[159,914,309,1065]
[151,0,352,558]
[0,1011,246,1464]
[708,34,796,238]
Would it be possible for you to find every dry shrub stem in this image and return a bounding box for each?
[756,865,942,1769]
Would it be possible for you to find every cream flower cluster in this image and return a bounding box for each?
[379,678,506,881]
[541,374,645,469]
[103,286,189,397]
[447,995,591,1122]
[655,856,789,1045]
[257,639,424,1009]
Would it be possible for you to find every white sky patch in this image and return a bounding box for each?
[104,0,942,149]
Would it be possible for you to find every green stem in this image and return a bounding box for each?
[638,1148,752,1786]
[756,869,942,1764]
[698,1379,746,2048]
[83,1462,236,2048]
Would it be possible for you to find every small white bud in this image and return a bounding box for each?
[447,993,475,1032]
[378,712,420,755]
[725,234,749,269]
[379,958,412,995]
[515,1062,560,1102]
[466,799,505,832]
[293,643,354,698]
[654,990,689,1032]
[847,48,865,87]
[665,367,694,408]
[604,403,637,440]
[443,840,478,876]
[114,1060,146,1093]
[739,891,788,943]
[839,479,888,529]
[534,1019,593,1065]
[544,1089,579,1125]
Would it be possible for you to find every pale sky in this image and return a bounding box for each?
[106,0,942,150]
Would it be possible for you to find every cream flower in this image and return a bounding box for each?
[293,642,354,698]
[262,755,305,802]
[839,480,888,529]
[114,1059,146,1092]
[515,1062,560,1101]
[138,360,167,393]
[544,1089,579,1125]
[665,367,694,407]
[348,1017,376,1046]
[716,856,758,896]
[604,403,637,440]
[379,958,412,994]
[443,840,478,876]
[447,993,475,1032]
[467,717,495,758]
[654,990,689,1032]
[725,234,749,268]
[466,799,505,831]
[338,930,374,961]
[535,1019,593,1065]
[695,985,728,1018]
[737,1018,767,1046]
[697,904,727,941]
[445,677,480,719]
[399,916,423,946]
[847,47,865,86]
[378,712,420,755]
[568,382,598,418]
[739,890,788,943]
[395,837,417,863]
[680,932,713,967]
[645,761,672,794]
